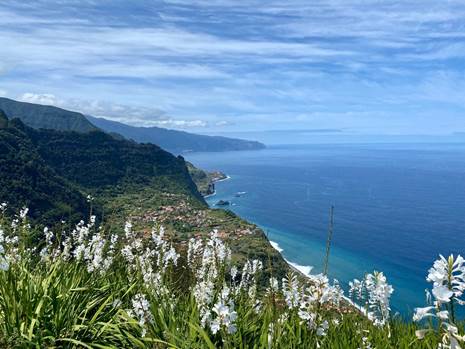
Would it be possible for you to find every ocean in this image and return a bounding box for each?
[186,143,465,316]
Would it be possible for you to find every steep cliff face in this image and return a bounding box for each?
[187,162,227,196]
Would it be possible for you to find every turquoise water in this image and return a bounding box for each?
[186,143,465,317]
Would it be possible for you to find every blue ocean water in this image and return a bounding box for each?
[186,143,465,316]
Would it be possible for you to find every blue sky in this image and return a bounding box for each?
[1,0,465,136]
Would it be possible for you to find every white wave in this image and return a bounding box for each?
[270,241,313,277]
[342,295,368,317]
[286,260,314,277]
[270,240,284,253]
[214,175,231,183]
[203,190,217,198]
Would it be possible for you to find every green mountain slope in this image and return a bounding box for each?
[87,115,266,154]
[0,109,205,225]
[0,97,98,132]
[0,111,90,223]
[27,127,204,202]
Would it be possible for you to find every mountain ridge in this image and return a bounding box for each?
[0,98,265,153]
[86,115,266,154]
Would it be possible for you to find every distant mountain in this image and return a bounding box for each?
[0,109,205,225]
[0,98,265,153]
[0,97,98,132]
[86,115,266,154]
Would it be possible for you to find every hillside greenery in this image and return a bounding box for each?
[187,162,227,196]
[0,110,205,227]
[0,111,89,224]
[27,127,203,202]
[0,108,284,284]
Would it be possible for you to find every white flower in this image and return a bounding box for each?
[427,255,465,304]
[316,320,329,337]
[415,255,465,348]
[188,238,203,265]
[282,273,301,309]
[298,309,315,325]
[124,221,132,238]
[19,207,28,219]
[413,306,435,322]
[0,245,8,271]
[230,266,238,281]
[350,271,393,326]
[211,299,237,334]
[269,277,279,292]
[437,310,450,320]
[210,318,220,334]
[129,293,153,337]
[349,279,364,299]
[433,286,454,304]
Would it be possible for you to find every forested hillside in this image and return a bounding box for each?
[0,111,89,223]
[0,109,205,225]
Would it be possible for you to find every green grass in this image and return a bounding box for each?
[0,212,462,348]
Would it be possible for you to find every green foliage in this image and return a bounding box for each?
[0,214,461,348]
[186,162,226,196]
[0,117,89,225]
[28,127,203,202]
[0,114,205,227]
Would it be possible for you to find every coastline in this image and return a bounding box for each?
[202,175,231,198]
[214,175,231,183]
[203,190,217,198]
[270,239,368,317]
[205,173,318,281]
[207,174,367,317]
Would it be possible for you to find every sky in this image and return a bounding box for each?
[1,0,465,137]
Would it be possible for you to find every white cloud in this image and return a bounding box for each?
[151,119,208,128]
[79,62,229,80]
[16,92,210,129]
[1,1,465,134]
[19,93,59,105]
[215,120,233,127]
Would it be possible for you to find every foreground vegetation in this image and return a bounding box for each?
[0,205,463,348]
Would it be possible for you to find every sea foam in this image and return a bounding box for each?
[270,240,283,252]
[270,240,314,277]
[286,260,314,277]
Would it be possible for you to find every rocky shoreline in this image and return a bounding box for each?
[186,162,228,197]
